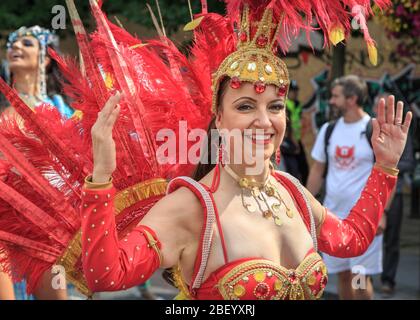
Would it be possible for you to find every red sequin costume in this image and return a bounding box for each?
[0,0,392,298]
[80,164,395,300]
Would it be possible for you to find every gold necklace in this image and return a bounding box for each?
[223,165,294,226]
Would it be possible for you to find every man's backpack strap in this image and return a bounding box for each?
[323,121,337,179]
[323,118,375,179]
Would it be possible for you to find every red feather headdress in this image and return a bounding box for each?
[0,0,389,296]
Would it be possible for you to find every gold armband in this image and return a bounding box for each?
[84,175,113,190]
[143,229,163,266]
[374,163,399,177]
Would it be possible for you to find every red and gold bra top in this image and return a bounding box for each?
[167,170,327,300]
[173,250,327,300]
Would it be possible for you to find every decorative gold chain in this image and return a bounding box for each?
[223,165,294,226]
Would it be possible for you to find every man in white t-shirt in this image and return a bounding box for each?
[307,75,385,300]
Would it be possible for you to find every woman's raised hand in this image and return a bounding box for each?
[371,95,412,168]
[91,91,121,183]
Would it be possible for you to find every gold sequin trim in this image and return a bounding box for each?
[114,178,167,214]
[217,253,326,300]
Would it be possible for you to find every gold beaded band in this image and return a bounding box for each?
[374,163,399,177]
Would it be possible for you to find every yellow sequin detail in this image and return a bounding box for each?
[306,274,316,286]
[254,271,266,282]
[274,280,283,291]
[233,284,246,297]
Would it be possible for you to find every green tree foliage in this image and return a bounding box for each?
[103,0,225,35]
[0,0,225,41]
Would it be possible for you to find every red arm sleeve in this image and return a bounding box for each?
[80,185,162,292]
[318,167,397,258]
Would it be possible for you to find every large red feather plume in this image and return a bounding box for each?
[225,0,390,53]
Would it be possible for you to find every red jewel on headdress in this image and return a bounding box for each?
[239,32,247,42]
[256,35,268,48]
[254,81,266,94]
[278,84,287,96]
[254,283,269,298]
[230,77,242,89]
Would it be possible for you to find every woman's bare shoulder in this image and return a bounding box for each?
[139,185,205,268]
[143,184,204,226]
[166,186,203,212]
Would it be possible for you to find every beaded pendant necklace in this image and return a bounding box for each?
[223,165,294,226]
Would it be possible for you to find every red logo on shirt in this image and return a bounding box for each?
[334,146,355,169]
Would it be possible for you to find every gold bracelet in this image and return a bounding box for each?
[84,175,113,190]
[374,163,399,177]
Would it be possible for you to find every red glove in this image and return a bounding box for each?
[81,184,161,292]
[318,167,396,258]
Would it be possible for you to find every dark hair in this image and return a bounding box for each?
[163,78,231,288]
[0,62,9,111]
[45,45,68,100]
[191,77,230,180]
[0,43,70,111]
[331,75,368,106]
[191,117,217,181]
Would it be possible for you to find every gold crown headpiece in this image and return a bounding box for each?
[211,5,289,114]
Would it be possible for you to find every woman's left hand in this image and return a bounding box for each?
[371,95,412,168]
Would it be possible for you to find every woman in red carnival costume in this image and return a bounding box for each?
[0,25,75,300]
[0,0,412,300]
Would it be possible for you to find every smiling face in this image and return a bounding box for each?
[7,36,40,73]
[215,81,286,166]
